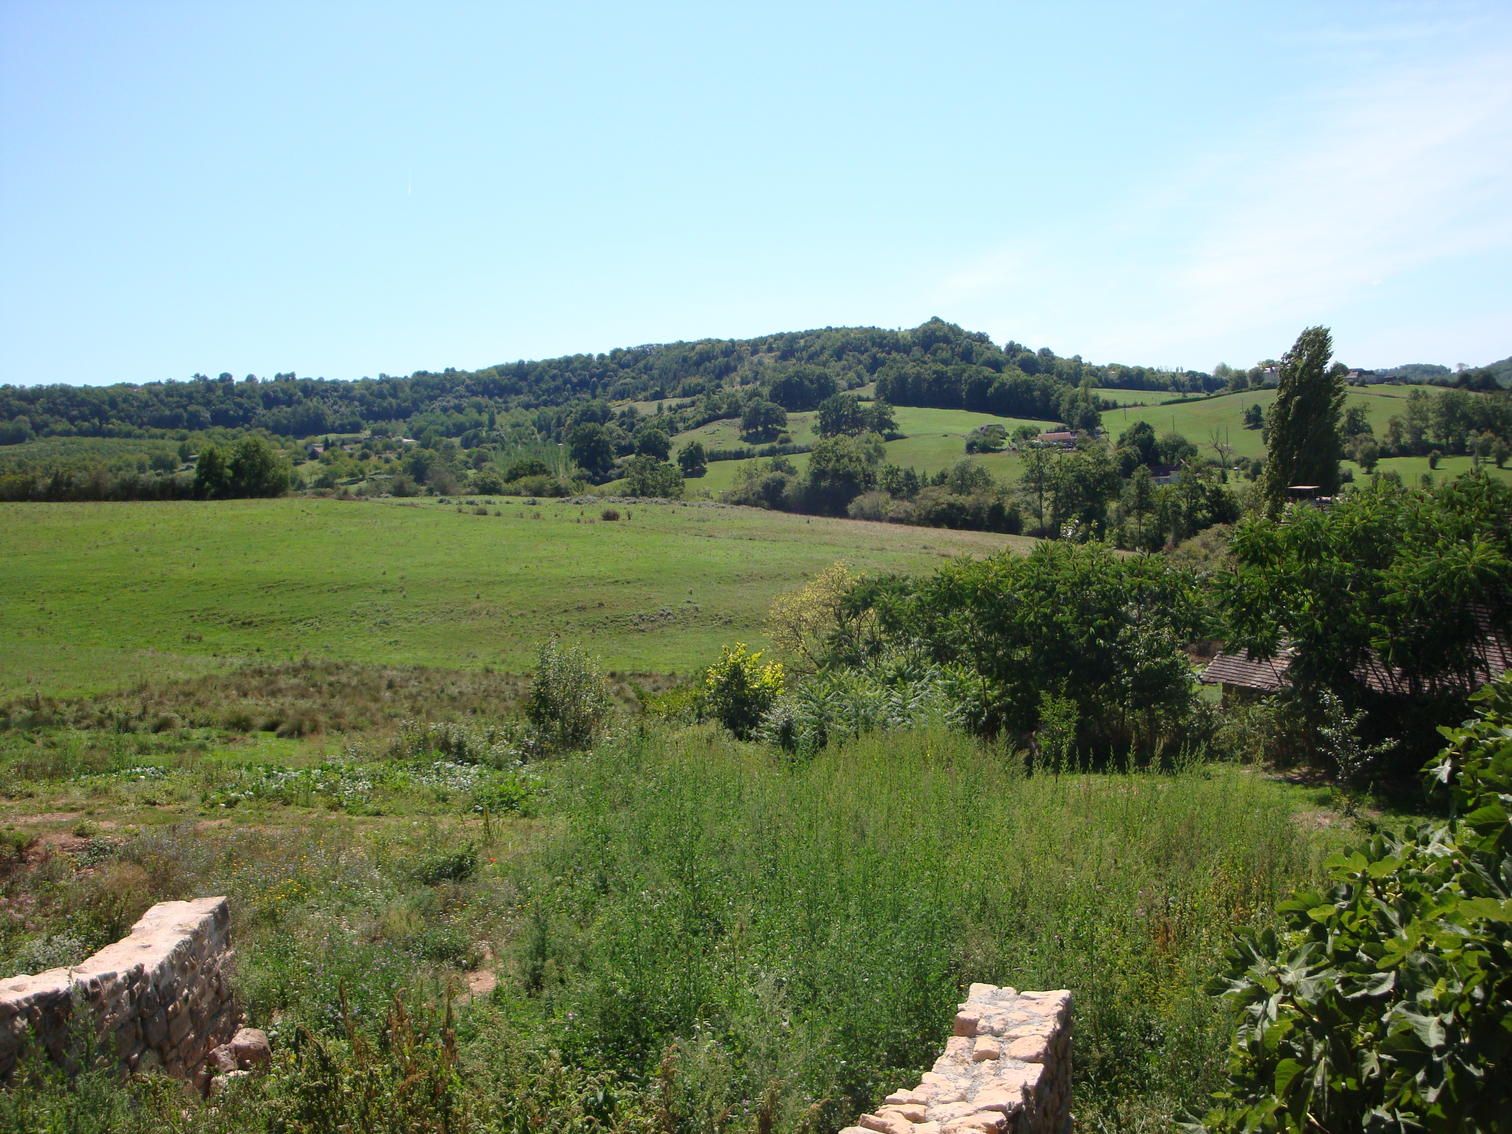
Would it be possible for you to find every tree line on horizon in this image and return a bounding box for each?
[15,316,1501,447]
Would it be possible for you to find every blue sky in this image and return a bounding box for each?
[2,0,1509,387]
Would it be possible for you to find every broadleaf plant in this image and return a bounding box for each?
[1193,676,1512,1132]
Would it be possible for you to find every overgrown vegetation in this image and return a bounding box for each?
[1195,677,1512,1132]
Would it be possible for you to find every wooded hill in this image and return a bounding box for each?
[1,319,1220,443]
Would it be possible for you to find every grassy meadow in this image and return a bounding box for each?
[0,496,1028,698]
[1101,384,1459,463]
[673,384,1512,501]
[1087,387,1192,407]
[676,405,1049,496]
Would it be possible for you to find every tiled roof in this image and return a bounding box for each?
[1200,649,1293,692]
[1202,614,1510,698]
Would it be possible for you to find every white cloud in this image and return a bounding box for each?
[928,34,1512,368]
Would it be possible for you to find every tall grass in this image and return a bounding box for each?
[512,725,1332,1132]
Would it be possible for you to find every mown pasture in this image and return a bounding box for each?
[675,385,1511,499]
[0,496,1028,698]
[676,405,1050,496]
[1102,384,1456,462]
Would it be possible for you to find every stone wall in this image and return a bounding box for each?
[0,896,239,1083]
[841,984,1072,1134]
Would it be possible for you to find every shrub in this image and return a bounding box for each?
[525,639,613,753]
[701,643,784,740]
[1195,676,1512,1132]
[601,508,620,522]
[761,656,956,758]
[409,844,478,886]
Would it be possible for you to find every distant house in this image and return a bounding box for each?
[1033,430,1077,449]
[1201,617,1511,704]
[1200,648,1295,703]
[1284,485,1334,509]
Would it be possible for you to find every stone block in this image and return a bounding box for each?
[1005,1035,1046,1062]
[858,1112,915,1134]
[230,1027,271,1070]
[972,1036,1001,1062]
[877,1103,928,1123]
[940,1116,1004,1134]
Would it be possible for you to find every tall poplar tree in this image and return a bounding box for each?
[1261,325,1346,515]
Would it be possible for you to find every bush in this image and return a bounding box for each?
[761,656,957,758]
[701,643,784,740]
[1195,676,1512,1132]
[525,639,613,753]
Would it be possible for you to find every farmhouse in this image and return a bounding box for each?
[1032,430,1077,449]
[1201,623,1512,704]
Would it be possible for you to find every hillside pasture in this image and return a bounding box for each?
[678,405,1050,495]
[1102,384,1456,461]
[1088,387,1192,406]
[0,497,1028,699]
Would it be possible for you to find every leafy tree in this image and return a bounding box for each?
[1018,446,1055,534]
[503,457,551,481]
[857,542,1200,753]
[1047,447,1120,539]
[1115,420,1160,475]
[1242,404,1264,430]
[1351,435,1380,473]
[621,455,683,498]
[768,365,838,411]
[193,445,230,499]
[866,397,898,438]
[1218,475,1512,773]
[1058,383,1102,433]
[193,436,289,498]
[739,400,788,443]
[1260,326,1347,515]
[817,393,868,437]
[634,425,670,460]
[1119,466,1160,551]
[568,422,615,480]
[765,562,871,673]
[0,415,34,445]
[943,458,993,495]
[676,440,707,476]
[801,433,883,515]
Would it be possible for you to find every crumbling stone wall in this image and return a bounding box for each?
[842,984,1072,1134]
[0,896,239,1083]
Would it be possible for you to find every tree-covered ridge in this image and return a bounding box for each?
[0,319,1210,443]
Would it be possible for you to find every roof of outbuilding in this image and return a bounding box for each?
[1200,649,1294,692]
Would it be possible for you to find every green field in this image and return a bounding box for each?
[675,404,1051,495]
[0,497,1028,698]
[1088,386,1192,406]
[1348,452,1512,485]
[1103,384,1462,461]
